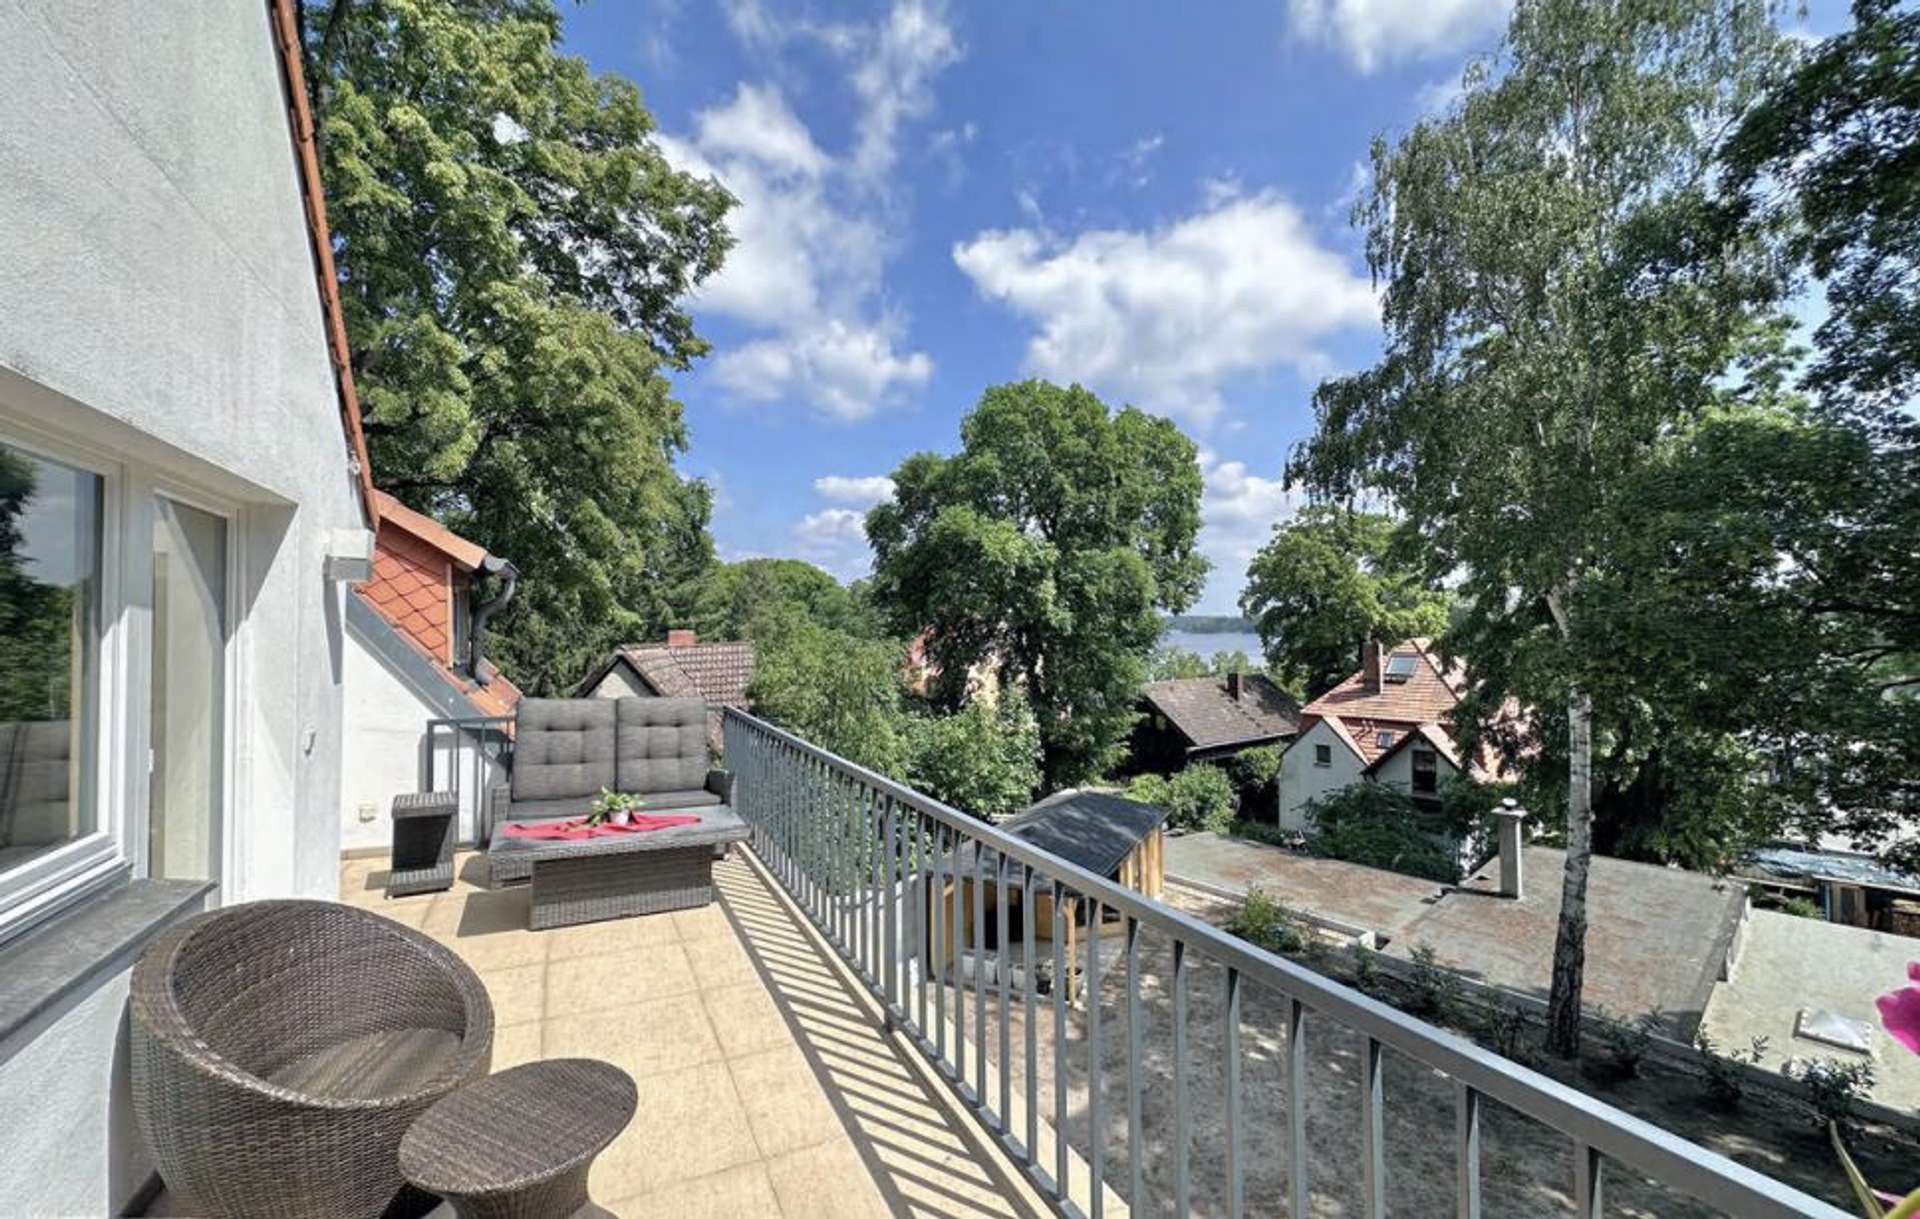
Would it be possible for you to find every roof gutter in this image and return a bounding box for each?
[266,0,379,528]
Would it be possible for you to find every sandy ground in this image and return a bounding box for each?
[927,888,1915,1218]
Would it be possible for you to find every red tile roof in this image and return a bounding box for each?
[373,490,488,571]
[614,641,756,708]
[1301,639,1515,780]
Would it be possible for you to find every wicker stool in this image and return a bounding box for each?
[389,790,458,897]
[399,1058,636,1219]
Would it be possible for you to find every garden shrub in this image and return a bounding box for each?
[1779,895,1823,920]
[1227,886,1306,955]
[1791,1057,1875,1135]
[1484,996,1532,1064]
[1127,763,1236,833]
[1694,1029,1769,1109]
[1303,784,1463,882]
[1225,744,1285,818]
[1592,1007,1662,1080]
[1407,943,1465,1022]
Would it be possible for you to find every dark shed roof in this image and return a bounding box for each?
[1142,674,1300,752]
[953,790,1169,881]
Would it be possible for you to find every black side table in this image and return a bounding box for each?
[389,790,458,897]
[399,1058,637,1219]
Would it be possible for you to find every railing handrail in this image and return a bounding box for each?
[722,705,1850,1219]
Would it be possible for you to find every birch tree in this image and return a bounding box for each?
[1289,0,1788,1056]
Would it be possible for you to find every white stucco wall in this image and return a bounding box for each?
[0,3,365,1208]
[1369,737,1460,797]
[591,660,648,700]
[1278,719,1365,831]
[341,626,504,851]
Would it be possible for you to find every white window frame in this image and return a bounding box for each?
[143,482,244,897]
[0,420,251,944]
[0,422,132,943]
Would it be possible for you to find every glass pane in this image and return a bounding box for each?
[150,499,225,883]
[0,442,102,875]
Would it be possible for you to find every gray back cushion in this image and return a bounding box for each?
[615,698,710,794]
[512,699,616,801]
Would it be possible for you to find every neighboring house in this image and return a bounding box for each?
[0,4,375,1212]
[1131,671,1301,773]
[342,490,521,851]
[1278,638,1512,832]
[577,630,754,751]
[1741,843,1920,938]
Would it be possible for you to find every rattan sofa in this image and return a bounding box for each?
[485,697,732,881]
[130,900,494,1219]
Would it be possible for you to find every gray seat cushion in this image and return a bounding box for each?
[629,788,721,810]
[501,796,599,824]
[511,699,616,802]
[614,698,710,794]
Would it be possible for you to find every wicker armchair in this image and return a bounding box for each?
[130,900,494,1219]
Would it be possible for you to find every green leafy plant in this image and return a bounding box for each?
[1351,942,1382,996]
[1792,1057,1876,1136]
[1780,895,1824,920]
[1483,996,1532,1065]
[1227,887,1305,955]
[1407,943,1464,1023]
[1694,1029,1768,1109]
[1304,784,1463,883]
[587,788,643,827]
[1590,1007,1664,1081]
[1127,764,1236,834]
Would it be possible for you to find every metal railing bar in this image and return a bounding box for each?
[1088,897,1105,1219]
[973,835,988,1114]
[1024,861,1039,1165]
[1226,964,1244,1219]
[998,851,1012,1128]
[1125,914,1143,1215]
[1363,1035,1385,1219]
[1053,879,1069,1202]
[1576,1140,1604,1219]
[1457,1081,1481,1219]
[1289,996,1309,1219]
[1173,938,1191,1219]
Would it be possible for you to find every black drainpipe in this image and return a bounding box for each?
[468,555,518,687]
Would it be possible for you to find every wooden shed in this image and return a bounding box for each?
[927,790,1170,999]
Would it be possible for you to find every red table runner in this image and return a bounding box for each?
[501,814,702,841]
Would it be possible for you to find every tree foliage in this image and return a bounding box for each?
[1127,764,1237,834]
[675,558,882,643]
[901,694,1043,822]
[1240,507,1448,698]
[301,0,734,693]
[1290,0,1789,1055]
[746,615,905,777]
[868,380,1208,787]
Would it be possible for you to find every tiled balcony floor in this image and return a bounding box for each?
[339,847,1057,1219]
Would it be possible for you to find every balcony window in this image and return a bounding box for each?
[0,441,104,893]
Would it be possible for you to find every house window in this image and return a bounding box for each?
[149,499,228,883]
[1412,748,1438,795]
[1384,653,1419,683]
[1313,743,1331,767]
[0,440,106,907]
[1377,730,1395,749]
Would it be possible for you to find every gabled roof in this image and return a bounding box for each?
[1364,720,1465,775]
[955,790,1169,880]
[373,490,488,572]
[583,641,756,708]
[1141,674,1301,751]
[1303,638,1462,727]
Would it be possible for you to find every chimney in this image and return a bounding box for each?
[666,629,698,649]
[1362,639,1383,691]
[1227,671,1243,701]
[1490,799,1529,899]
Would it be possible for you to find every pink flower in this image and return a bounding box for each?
[1878,961,1920,1057]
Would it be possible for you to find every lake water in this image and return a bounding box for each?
[1160,628,1265,660]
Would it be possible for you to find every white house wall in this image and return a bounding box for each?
[0,4,365,1209]
[1278,719,1365,832]
[591,661,650,700]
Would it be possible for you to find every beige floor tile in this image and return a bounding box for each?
[609,1161,781,1219]
[702,980,792,1059]
[491,1020,544,1069]
[589,1063,761,1199]
[424,886,532,937]
[764,1135,893,1219]
[727,1045,845,1157]
[548,943,697,1016]
[683,931,762,991]
[545,992,723,1079]
[671,901,736,943]
[483,961,548,1029]
[543,909,684,959]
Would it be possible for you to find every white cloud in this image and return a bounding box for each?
[1288,0,1509,73]
[790,508,874,580]
[952,190,1377,425]
[813,475,897,507]
[666,4,956,420]
[1196,449,1305,613]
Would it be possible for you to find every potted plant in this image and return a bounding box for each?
[588,788,644,828]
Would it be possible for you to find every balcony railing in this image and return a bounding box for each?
[423,713,513,843]
[721,705,1849,1219]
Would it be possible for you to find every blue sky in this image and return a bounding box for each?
[559,0,1849,614]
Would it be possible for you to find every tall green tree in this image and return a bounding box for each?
[1290,0,1788,1056]
[747,616,906,777]
[300,0,734,693]
[674,558,882,643]
[867,381,1208,787]
[1240,507,1449,698]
